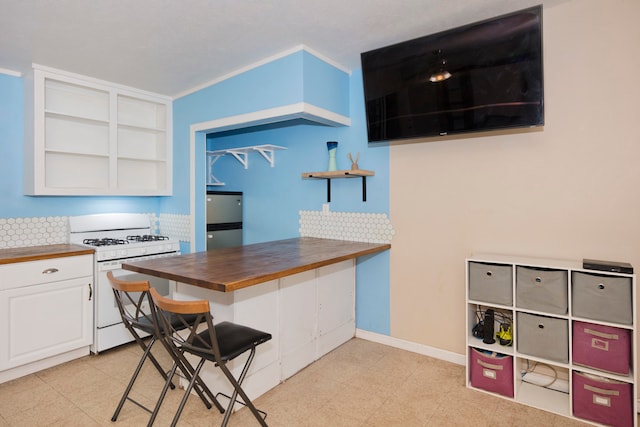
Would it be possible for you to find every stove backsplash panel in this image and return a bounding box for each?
[0,213,191,249]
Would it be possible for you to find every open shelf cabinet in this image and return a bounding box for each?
[24,66,172,196]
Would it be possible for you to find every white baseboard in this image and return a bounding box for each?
[355,329,466,366]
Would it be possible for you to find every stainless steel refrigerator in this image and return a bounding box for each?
[206,191,243,250]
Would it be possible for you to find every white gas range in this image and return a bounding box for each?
[69,213,180,353]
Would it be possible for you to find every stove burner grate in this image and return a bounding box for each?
[83,238,129,247]
[126,235,169,242]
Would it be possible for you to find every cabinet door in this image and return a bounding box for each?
[317,260,355,356]
[0,277,93,370]
[279,270,317,378]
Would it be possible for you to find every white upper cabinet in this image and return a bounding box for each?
[24,66,172,196]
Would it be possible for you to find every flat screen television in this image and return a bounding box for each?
[361,5,544,142]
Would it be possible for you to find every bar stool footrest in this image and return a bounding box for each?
[215,392,267,421]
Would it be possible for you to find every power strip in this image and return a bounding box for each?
[521,372,569,394]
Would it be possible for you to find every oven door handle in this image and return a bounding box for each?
[88,282,92,301]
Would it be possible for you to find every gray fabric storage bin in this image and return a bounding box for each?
[517,312,569,363]
[516,266,568,314]
[572,271,633,325]
[468,262,513,306]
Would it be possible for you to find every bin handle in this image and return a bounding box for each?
[477,359,503,371]
[584,328,618,341]
[584,384,619,396]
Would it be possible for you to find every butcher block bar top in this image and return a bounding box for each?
[0,244,94,265]
[122,237,390,292]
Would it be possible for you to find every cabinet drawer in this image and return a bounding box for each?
[468,262,513,306]
[516,266,568,314]
[571,271,632,325]
[0,254,93,290]
[517,312,569,363]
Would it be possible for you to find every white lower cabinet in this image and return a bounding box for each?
[466,254,636,427]
[0,254,94,382]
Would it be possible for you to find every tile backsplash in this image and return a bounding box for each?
[299,210,394,244]
[0,210,389,249]
[0,213,191,249]
[0,217,68,248]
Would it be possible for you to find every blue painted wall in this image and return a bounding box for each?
[172,50,391,335]
[0,48,391,336]
[0,73,159,219]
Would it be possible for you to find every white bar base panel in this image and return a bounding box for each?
[174,259,357,407]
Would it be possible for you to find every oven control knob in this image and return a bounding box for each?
[119,250,127,257]
[107,250,116,259]
[140,248,147,254]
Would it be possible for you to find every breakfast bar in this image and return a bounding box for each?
[122,237,390,400]
[121,237,390,292]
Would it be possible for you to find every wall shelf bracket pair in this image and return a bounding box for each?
[301,170,374,202]
[206,144,286,186]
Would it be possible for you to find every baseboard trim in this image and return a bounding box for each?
[355,329,466,366]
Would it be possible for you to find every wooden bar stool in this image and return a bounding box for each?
[149,288,272,427]
[107,272,223,426]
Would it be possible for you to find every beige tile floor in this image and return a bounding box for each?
[0,337,617,426]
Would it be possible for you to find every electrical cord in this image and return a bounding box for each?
[521,360,559,388]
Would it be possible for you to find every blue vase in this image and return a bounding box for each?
[327,141,338,171]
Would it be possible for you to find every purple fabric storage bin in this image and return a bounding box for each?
[572,372,633,427]
[469,348,514,398]
[573,321,631,375]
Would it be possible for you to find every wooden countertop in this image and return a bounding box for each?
[0,244,94,265]
[122,237,390,292]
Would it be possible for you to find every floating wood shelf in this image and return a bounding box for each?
[301,169,374,202]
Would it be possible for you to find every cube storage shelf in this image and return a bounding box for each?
[466,254,637,427]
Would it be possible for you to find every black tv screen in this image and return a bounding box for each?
[361,5,544,142]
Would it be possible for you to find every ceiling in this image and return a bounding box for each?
[0,0,564,98]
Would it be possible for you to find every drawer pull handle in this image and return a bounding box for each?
[535,276,542,283]
[42,268,59,275]
[538,324,545,329]
[486,271,493,277]
[598,283,605,290]
[88,283,92,301]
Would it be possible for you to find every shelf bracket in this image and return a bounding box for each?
[301,169,374,203]
[206,152,225,186]
[206,144,287,173]
[226,149,249,169]
[253,146,279,167]
[323,176,368,203]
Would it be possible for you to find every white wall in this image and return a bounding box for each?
[389,0,640,355]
